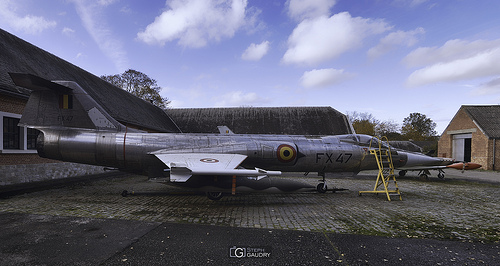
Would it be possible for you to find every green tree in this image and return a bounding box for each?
[101,69,170,109]
[401,112,437,141]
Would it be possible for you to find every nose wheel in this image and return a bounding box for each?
[316,172,347,193]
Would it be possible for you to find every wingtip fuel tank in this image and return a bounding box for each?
[446,162,482,170]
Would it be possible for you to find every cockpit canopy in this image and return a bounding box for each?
[337,134,391,149]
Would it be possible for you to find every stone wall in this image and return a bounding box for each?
[0,162,106,186]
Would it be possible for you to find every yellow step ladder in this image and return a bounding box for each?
[358,136,402,201]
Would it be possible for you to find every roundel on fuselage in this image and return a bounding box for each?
[277,144,297,163]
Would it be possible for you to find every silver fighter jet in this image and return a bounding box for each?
[10,73,474,200]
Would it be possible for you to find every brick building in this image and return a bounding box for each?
[438,105,500,170]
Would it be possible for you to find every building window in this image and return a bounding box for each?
[0,111,37,154]
[3,117,20,149]
[27,128,40,150]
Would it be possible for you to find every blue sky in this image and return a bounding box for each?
[2,0,500,134]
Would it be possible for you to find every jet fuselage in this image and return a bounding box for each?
[36,128,410,177]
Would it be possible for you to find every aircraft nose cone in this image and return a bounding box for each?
[403,152,454,167]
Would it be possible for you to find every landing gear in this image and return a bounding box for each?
[419,173,429,181]
[399,170,407,177]
[317,172,328,193]
[437,169,445,179]
[418,170,431,181]
[317,183,327,193]
[206,191,223,201]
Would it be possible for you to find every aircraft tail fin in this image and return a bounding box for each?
[9,73,125,131]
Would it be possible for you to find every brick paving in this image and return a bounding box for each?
[0,170,499,243]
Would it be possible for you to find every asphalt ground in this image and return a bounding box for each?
[0,169,499,265]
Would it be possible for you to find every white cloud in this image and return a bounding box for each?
[137,0,251,48]
[409,0,430,7]
[70,0,129,72]
[405,39,500,87]
[98,0,118,6]
[474,77,500,95]
[62,27,75,35]
[406,47,500,87]
[214,91,267,106]
[368,27,425,59]
[0,0,56,34]
[300,68,354,89]
[282,12,391,66]
[241,41,270,61]
[286,0,336,21]
[392,0,430,7]
[404,39,500,67]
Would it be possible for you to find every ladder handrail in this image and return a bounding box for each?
[360,136,402,201]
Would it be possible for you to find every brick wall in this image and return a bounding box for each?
[0,94,26,114]
[438,108,491,169]
[490,139,500,171]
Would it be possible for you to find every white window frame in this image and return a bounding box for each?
[0,111,38,154]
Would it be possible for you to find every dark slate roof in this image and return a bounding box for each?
[0,28,180,133]
[166,107,352,135]
[463,105,500,139]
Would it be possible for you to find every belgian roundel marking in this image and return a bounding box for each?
[200,158,219,163]
[277,144,297,163]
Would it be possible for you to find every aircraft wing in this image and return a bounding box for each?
[152,153,281,182]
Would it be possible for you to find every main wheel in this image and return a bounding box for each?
[206,191,223,201]
[399,170,407,177]
[317,183,327,193]
[438,173,445,179]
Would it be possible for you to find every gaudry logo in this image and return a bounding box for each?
[229,246,272,258]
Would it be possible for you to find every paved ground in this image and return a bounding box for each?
[0,169,499,265]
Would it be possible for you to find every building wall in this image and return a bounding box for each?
[0,94,25,114]
[487,139,500,171]
[438,108,490,169]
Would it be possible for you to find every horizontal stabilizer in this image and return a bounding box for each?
[9,73,72,94]
[10,73,126,131]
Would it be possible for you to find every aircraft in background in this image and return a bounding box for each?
[10,73,481,200]
[397,162,481,180]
